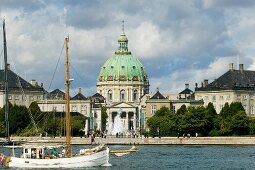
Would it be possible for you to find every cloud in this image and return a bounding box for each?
[0,0,255,97]
[203,0,255,8]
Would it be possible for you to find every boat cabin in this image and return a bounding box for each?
[22,146,45,159]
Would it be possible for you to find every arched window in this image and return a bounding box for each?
[133,90,138,101]
[120,90,125,102]
[108,90,113,101]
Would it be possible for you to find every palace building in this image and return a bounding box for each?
[195,63,255,116]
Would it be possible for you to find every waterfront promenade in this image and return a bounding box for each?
[2,136,255,145]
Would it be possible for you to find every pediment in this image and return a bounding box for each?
[110,102,136,108]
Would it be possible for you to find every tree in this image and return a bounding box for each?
[147,107,178,137]
[229,102,245,115]
[8,105,30,135]
[29,101,43,122]
[229,111,250,135]
[219,102,230,118]
[176,105,187,115]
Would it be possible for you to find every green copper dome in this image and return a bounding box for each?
[98,32,148,82]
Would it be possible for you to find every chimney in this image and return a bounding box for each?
[78,87,82,94]
[229,63,234,71]
[31,79,38,86]
[204,79,208,87]
[185,83,189,89]
[156,87,159,92]
[239,64,244,72]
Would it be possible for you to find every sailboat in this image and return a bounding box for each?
[2,20,110,168]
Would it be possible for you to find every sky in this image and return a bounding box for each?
[0,0,255,97]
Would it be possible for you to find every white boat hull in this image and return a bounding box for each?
[114,152,129,157]
[8,147,109,168]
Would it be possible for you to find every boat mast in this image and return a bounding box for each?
[65,37,71,157]
[3,19,10,142]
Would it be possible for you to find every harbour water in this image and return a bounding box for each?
[1,145,255,169]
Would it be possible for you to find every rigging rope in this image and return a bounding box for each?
[48,40,65,92]
[0,48,3,69]
[69,63,93,95]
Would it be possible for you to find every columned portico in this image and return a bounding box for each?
[107,102,138,133]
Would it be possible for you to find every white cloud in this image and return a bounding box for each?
[0,0,255,97]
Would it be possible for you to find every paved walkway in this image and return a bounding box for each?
[2,136,255,145]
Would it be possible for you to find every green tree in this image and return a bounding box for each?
[8,105,30,135]
[29,101,43,122]
[229,111,250,135]
[176,105,187,115]
[219,102,230,118]
[71,116,86,136]
[147,107,178,137]
[229,102,245,114]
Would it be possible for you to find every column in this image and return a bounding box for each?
[134,112,136,130]
[126,112,129,131]
[84,119,88,136]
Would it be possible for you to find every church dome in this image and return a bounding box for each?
[98,32,148,82]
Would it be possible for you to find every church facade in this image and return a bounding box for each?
[96,28,149,134]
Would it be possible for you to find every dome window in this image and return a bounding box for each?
[133,66,136,69]
[122,66,125,68]
[133,76,138,81]
[107,76,113,81]
[99,76,104,81]
[120,75,126,81]
[111,66,114,69]
[141,67,143,70]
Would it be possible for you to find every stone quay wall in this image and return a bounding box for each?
[2,136,255,145]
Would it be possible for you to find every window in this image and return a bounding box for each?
[120,90,125,101]
[243,95,247,100]
[108,90,113,101]
[37,96,41,100]
[81,105,87,111]
[151,105,157,115]
[72,105,77,112]
[8,95,12,100]
[15,96,19,100]
[220,96,223,100]
[171,106,176,113]
[30,96,34,100]
[22,95,27,101]
[81,105,87,114]
[250,106,254,115]
[226,95,231,100]
[133,90,138,101]
[212,96,216,101]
